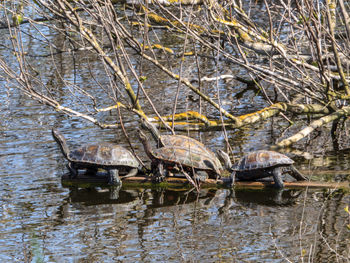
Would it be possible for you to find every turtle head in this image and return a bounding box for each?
[51,128,70,160]
[137,128,148,142]
[137,128,154,160]
[216,149,233,171]
[140,118,161,141]
[52,128,62,140]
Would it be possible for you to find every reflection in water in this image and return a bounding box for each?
[46,185,349,262]
[67,186,133,205]
[65,185,221,208]
[232,188,303,206]
[65,186,303,208]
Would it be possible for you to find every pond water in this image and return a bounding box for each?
[0,4,350,262]
[1,72,350,262]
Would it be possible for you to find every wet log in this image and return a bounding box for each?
[61,173,349,190]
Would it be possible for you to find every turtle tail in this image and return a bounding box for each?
[290,165,307,181]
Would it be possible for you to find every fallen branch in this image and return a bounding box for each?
[277,106,350,147]
[143,103,332,131]
[153,111,216,126]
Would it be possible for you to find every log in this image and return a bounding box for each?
[61,173,349,190]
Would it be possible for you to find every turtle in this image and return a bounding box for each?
[138,129,223,183]
[216,150,307,188]
[52,128,140,185]
[140,118,223,171]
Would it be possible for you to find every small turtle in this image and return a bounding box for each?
[140,118,223,171]
[138,129,222,183]
[52,129,140,185]
[217,150,307,188]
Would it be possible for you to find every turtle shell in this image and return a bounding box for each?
[68,143,139,168]
[231,150,294,171]
[160,135,223,170]
[152,146,221,174]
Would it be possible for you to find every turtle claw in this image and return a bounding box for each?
[157,176,165,183]
[152,162,167,183]
[152,173,165,183]
[67,163,78,178]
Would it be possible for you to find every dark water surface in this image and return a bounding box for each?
[0,8,349,262]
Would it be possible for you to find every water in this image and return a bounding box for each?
[0,5,349,262]
[1,85,349,262]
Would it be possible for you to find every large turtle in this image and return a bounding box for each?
[52,129,140,185]
[138,129,223,182]
[217,150,307,188]
[140,118,223,171]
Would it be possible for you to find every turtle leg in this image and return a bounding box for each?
[67,162,78,178]
[195,171,208,183]
[153,162,166,183]
[121,168,138,179]
[290,165,307,181]
[108,169,122,185]
[272,167,284,188]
